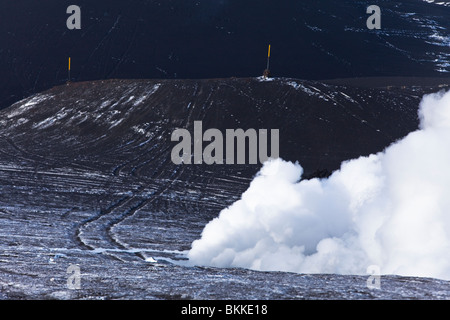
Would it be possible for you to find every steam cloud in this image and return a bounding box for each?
[188,89,450,280]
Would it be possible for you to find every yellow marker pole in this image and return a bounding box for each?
[266,44,271,70]
[68,57,71,82]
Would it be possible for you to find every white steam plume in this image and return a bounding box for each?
[188,90,450,280]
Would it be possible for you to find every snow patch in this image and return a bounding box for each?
[133,84,161,106]
[286,81,330,101]
[7,94,54,119]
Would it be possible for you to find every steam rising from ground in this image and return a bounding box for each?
[188,90,450,280]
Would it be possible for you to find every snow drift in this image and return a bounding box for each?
[188,89,450,280]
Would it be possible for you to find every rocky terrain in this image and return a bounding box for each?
[0,77,449,299]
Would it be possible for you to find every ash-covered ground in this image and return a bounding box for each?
[0,77,450,299]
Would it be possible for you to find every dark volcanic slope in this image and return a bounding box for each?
[2,77,447,177]
[1,0,449,109]
[0,77,450,299]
